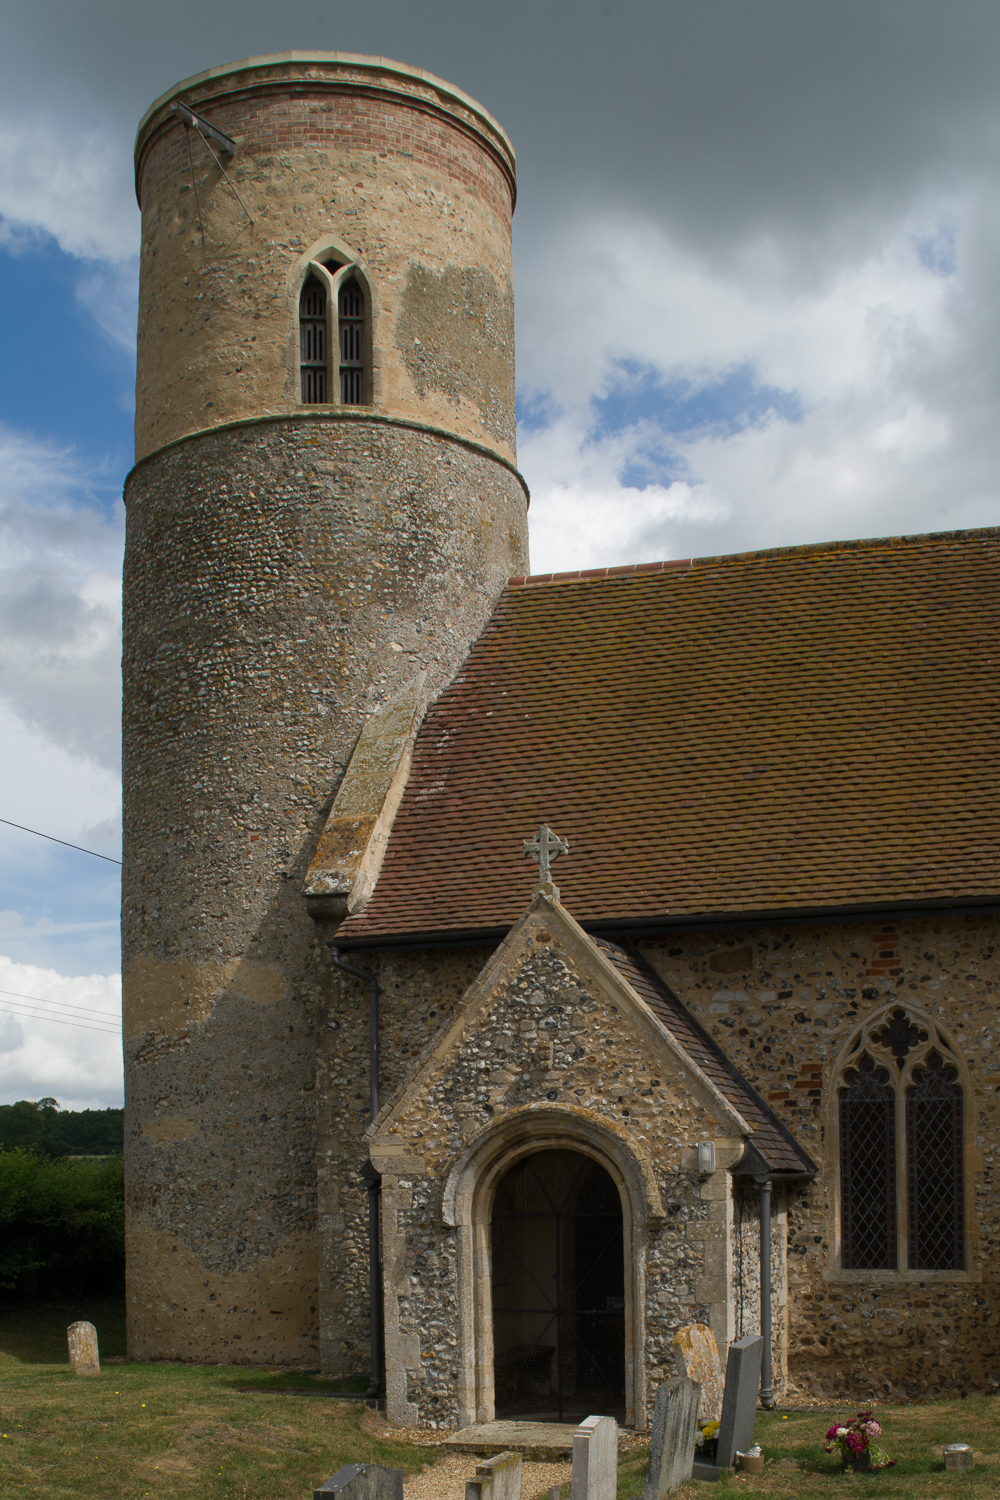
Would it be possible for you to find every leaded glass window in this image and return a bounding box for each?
[837,1009,964,1273]
[907,1053,964,1271]
[840,1055,897,1269]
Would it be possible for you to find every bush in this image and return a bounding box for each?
[0,1149,125,1300]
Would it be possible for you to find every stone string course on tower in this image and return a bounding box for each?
[123,52,528,1364]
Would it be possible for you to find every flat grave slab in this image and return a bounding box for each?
[444,1422,579,1461]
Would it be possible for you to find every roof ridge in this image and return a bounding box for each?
[508,524,1000,589]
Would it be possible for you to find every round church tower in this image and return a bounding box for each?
[123,54,528,1363]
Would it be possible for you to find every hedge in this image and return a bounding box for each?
[0,1149,125,1299]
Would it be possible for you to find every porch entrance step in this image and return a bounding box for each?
[444,1421,579,1461]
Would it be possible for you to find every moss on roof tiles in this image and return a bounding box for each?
[339,527,1000,942]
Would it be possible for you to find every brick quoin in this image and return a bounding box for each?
[866,920,902,978]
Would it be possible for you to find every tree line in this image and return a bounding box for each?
[0,1097,124,1156]
[0,1099,125,1299]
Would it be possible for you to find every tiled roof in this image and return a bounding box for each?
[338,528,1000,943]
[596,939,815,1176]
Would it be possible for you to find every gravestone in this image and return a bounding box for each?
[944,1444,974,1472]
[465,1450,522,1500]
[313,1463,403,1499]
[66,1321,100,1376]
[572,1415,617,1500]
[672,1323,724,1422]
[714,1335,763,1470]
[643,1378,701,1498]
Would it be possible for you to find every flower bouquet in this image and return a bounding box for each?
[696,1419,720,1463]
[825,1412,896,1472]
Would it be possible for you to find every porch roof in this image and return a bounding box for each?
[596,938,816,1178]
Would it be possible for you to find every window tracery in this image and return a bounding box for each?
[835,1007,964,1272]
[298,257,369,407]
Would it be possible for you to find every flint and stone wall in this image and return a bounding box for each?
[636,910,1000,1400]
[123,53,527,1364]
[327,911,743,1429]
[730,1182,787,1396]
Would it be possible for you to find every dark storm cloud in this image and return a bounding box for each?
[3,0,1000,253]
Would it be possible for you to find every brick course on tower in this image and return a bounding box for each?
[123,52,528,1365]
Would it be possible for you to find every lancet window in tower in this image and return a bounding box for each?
[836,1009,965,1272]
[338,279,365,404]
[299,275,328,403]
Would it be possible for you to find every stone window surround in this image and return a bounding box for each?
[825,1000,976,1281]
[438,1104,672,1431]
[287,235,380,408]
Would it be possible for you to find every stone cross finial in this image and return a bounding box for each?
[523,823,569,884]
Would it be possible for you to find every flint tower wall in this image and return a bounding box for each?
[123,52,528,1364]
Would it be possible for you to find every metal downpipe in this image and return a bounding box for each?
[758,1175,775,1409]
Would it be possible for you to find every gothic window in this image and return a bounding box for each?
[840,1056,897,1270]
[836,1009,964,1272]
[298,264,368,406]
[338,278,365,404]
[907,1054,964,1271]
[299,275,328,403]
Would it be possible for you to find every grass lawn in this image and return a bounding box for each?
[0,1304,996,1498]
[0,1300,428,1499]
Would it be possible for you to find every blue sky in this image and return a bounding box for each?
[3,0,1000,1105]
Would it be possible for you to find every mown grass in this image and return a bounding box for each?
[561,1400,1000,1500]
[1,1305,995,1499]
[0,1301,428,1499]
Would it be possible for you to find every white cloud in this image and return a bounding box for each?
[0,955,122,1110]
[75,260,139,356]
[0,429,124,772]
[0,1014,23,1053]
[0,702,120,851]
[521,411,729,572]
[520,183,1000,570]
[0,115,138,264]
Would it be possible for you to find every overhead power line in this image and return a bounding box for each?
[0,1005,120,1036]
[0,818,122,866]
[0,986,120,1021]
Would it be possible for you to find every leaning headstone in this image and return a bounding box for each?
[944,1444,974,1472]
[313,1463,403,1499]
[672,1323,724,1422]
[464,1450,522,1500]
[644,1378,701,1498]
[572,1415,617,1500]
[67,1321,100,1376]
[714,1335,763,1470]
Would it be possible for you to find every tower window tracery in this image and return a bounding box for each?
[298,262,368,407]
[338,279,365,404]
[299,275,328,403]
[836,1008,964,1272]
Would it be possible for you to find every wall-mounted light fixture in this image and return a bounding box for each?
[697,1141,716,1174]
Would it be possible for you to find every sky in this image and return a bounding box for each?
[3,0,1000,1107]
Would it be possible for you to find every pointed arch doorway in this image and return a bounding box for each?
[490,1149,626,1422]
